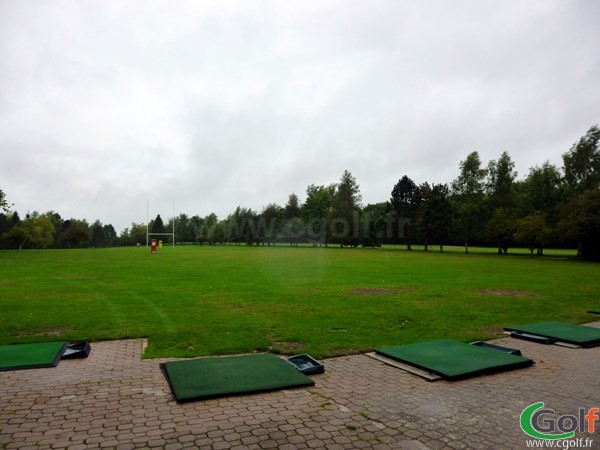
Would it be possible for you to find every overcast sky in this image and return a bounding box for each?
[1,0,599,232]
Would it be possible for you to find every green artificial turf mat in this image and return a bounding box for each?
[160,353,315,402]
[0,341,68,371]
[504,322,600,347]
[375,339,533,380]
[589,310,600,315]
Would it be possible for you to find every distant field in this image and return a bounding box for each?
[0,246,597,359]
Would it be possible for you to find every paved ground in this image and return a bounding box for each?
[1,322,599,449]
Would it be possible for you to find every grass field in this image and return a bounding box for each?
[0,246,598,359]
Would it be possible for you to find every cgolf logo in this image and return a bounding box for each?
[520,402,599,440]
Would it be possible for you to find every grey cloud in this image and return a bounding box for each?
[1,0,599,232]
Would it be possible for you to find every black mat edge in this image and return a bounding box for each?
[286,354,325,375]
[470,341,522,356]
[61,342,91,359]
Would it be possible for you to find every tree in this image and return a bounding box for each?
[103,224,117,247]
[414,182,431,249]
[361,202,391,247]
[260,203,284,245]
[0,189,12,213]
[390,175,417,249]
[283,194,302,246]
[452,152,487,197]
[514,212,552,256]
[91,220,117,247]
[558,189,600,260]
[6,214,55,249]
[43,211,63,247]
[1,211,20,249]
[150,214,165,235]
[188,215,203,244]
[302,184,335,246]
[10,210,20,226]
[562,125,600,194]
[120,222,147,246]
[198,213,219,244]
[170,213,194,244]
[486,151,517,210]
[3,223,27,249]
[91,220,105,247]
[284,194,301,220]
[517,162,563,222]
[212,218,228,245]
[485,207,516,254]
[415,183,452,251]
[61,219,92,248]
[430,184,452,252]
[281,216,304,246]
[225,206,257,245]
[0,211,19,248]
[451,152,487,251]
[0,214,9,246]
[485,152,518,253]
[331,170,362,247]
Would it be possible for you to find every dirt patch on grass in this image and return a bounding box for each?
[478,324,505,335]
[269,340,305,354]
[218,303,247,313]
[480,289,537,298]
[54,274,90,280]
[351,287,410,296]
[16,327,73,338]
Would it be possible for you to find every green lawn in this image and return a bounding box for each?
[0,246,597,359]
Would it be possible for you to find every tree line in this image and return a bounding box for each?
[1,125,599,259]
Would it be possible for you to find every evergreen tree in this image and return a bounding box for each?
[390,175,417,248]
[332,170,361,247]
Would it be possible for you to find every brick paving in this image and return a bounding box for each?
[1,322,599,449]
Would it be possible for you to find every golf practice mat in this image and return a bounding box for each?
[504,322,600,348]
[589,310,600,315]
[375,339,533,380]
[0,341,69,371]
[160,353,315,402]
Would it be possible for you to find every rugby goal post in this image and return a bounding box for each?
[146,200,175,247]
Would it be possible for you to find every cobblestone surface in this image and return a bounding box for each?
[1,322,599,449]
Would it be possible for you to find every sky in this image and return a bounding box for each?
[1,0,599,233]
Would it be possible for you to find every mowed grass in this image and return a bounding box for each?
[0,246,598,359]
